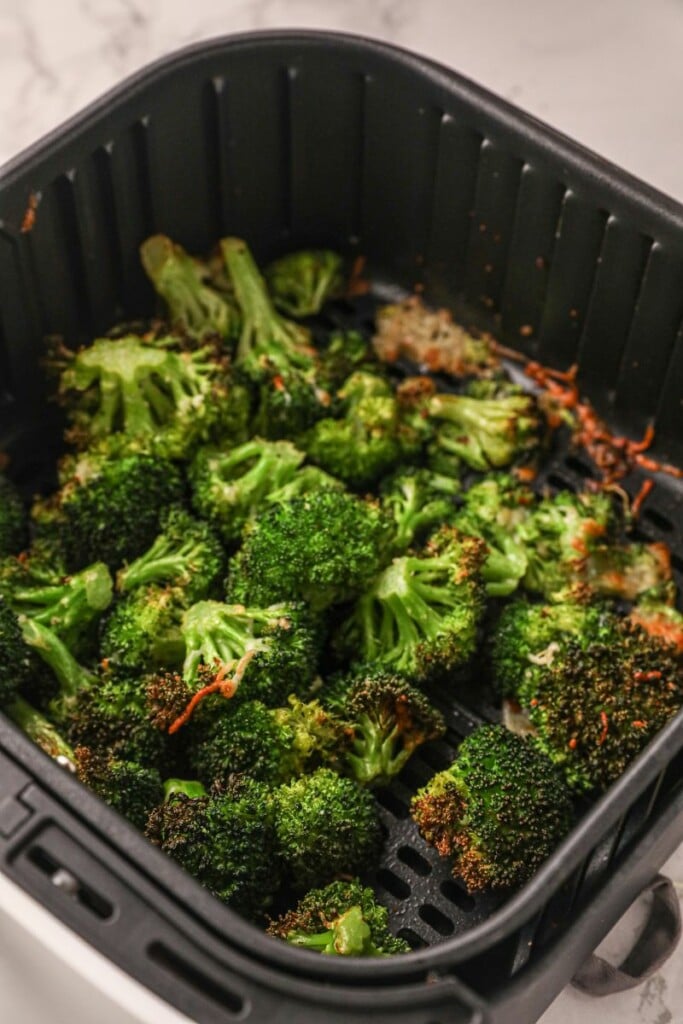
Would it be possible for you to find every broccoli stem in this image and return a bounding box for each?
[289,906,379,956]
[347,715,408,787]
[119,538,201,592]
[6,696,77,768]
[181,602,268,684]
[163,778,207,802]
[12,563,113,633]
[21,618,95,703]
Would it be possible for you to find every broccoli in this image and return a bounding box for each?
[34,453,184,572]
[179,600,319,706]
[317,330,378,392]
[221,237,330,438]
[517,490,616,599]
[59,333,249,459]
[303,371,420,490]
[188,439,305,544]
[146,776,281,916]
[186,695,346,787]
[0,474,26,557]
[339,526,486,682]
[12,617,96,725]
[140,234,240,343]
[267,879,409,955]
[323,670,445,787]
[583,541,675,603]
[227,491,392,611]
[100,585,186,675]
[0,595,45,705]
[379,467,460,553]
[527,625,683,792]
[264,249,345,317]
[490,598,621,701]
[454,476,535,597]
[117,508,225,601]
[76,745,163,830]
[274,767,382,888]
[428,391,542,472]
[265,465,345,505]
[5,695,77,768]
[411,724,574,891]
[629,599,683,656]
[373,296,497,377]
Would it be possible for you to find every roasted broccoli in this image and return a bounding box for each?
[264,249,345,317]
[583,541,675,603]
[379,467,460,553]
[411,725,574,890]
[0,474,26,557]
[140,234,240,343]
[227,491,392,611]
[100,585,186,675]
[275,767,382,888]
[0,595,49,705]
[76,745,163,830]
[318,329,378,392]
[5,695,77,767]
[323,670,445,787]
[629,599,683,655]
[340,526,486,682]
[267,879,410,955]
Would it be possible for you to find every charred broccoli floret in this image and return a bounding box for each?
[0,474,26,557]
[186,695,346,787]
[629,599,683,655]
[227,491,392,611]
[411,725,573,891]
[267,879,409,956]
[146,776,281,916]
[323,670,445,787]
[340,527,486,682]
[379,467,460,552]
[76,745,163,830]
[264,249,345,317]
[189,439,305,544]
[140,234,240,343]
[117,508,224,601]
[527,626,683,792]
[222,237,330,438]
[275,767,382,889]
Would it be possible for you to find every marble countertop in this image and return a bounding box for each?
[0,1,682,1022]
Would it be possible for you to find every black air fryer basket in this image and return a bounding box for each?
[1,32,682,1024]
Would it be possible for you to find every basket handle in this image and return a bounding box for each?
[571,874,681,996]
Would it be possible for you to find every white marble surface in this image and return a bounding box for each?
[0,1,682,1022]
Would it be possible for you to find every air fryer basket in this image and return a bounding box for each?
[1,31,682,1024]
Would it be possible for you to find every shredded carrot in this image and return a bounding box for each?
[168,651,258,734]
[632,720,647,729]
[568,737,578,750]
[634,670,663,684]
[630,479,654,518]
[598,711,609,746]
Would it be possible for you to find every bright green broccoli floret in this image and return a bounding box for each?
[411,724,573,891]
[517,490,615,599]
[379,467,460,553]
[100,585,186,675]
[265,465,345,505]
[267,879,409,956]
[275,768,382,888]
[222,237,330,438]
[117,508,225,601]
[35,454,184,572]
[146,776,281,916]
[304,371,420,490]
[227,491,392,611]
[527,625,683,792]
[180,600,319,706]
[189,439,305,544]
[0,474,26,557]
[140,234,241,343]
[340,527,486,682]
[490,598,621,701]
[187,695,346,787]
[264,249,345,317]
[324,670,445,787]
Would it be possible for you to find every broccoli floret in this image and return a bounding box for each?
[318,330,378,392]
[179,600,319,706]
[14,618,97,725]
[100,585,186,675]
[490,598,621,701]
[189,440,305,544]
[373,296,497,377]
[146,776,281,916]
[267,879,409,956]
[527,626,683,792]
[454,476,535,597]
[340,527,486,682]
[265,465,345,505]
[35,454,184,572]
[324,670,445,787]
[427,391,542,472]
[227,491,392,611]
[380,467,460,553]
[584,541,675,603]
[264,249,345,317]
[76,745,163,830]
[0,474,26,557]
[186,695,346,787]
[140,234,240,343]
[5,695,76,768]
[222,237,330,438]
[117,508,225,601]
[0,595,43,705]
[303,372,420,490]
[517,490,616,599]
[411,724,574,891]
[629,600,683,656]
[275,767,382,888]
